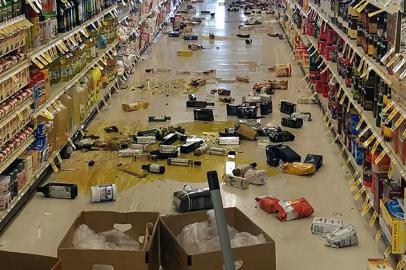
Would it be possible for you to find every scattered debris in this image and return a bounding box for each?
[236,33,250,38]
[281,162,316,175]
[148,116,171,122]
[256,196,314,221]
[88,160,95,167]
[235,76,249,83]
[188,43,204,50]
[121,101,149,112]
[177,50,193,57]
[104,126,119,133]
[269,64,292,77]
[245,39,252,45]
[189,78,206,87]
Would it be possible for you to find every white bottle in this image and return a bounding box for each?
[91,184,117,202]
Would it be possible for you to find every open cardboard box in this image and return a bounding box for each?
[0,251,61,270]
[160,207,276,270]
[58,211,160,270]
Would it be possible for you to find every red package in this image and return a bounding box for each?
[256,196,314,221]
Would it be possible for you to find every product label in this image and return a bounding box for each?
[150,164,162,173]
[49,186,72,199]
[99,185,114,202]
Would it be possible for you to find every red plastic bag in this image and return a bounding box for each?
[256,196,314,221]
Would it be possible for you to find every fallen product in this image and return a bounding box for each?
[281,162,316,175]
[169,31,180,37]
[232,162,257,176]
[304,154,323,171]
[194,108,214,121]
[150,150,178,160]
[190,78,206,87]
[235,123,257,141]
[260,101,272,115]
[244,169,267,185]
[194,144,210,156]
[268,129,295,143]
[257,127,281,136]
[218,137,240,145]
[279,100,296,115]
[183,34,198,40]
[311,217,344,235]
[160,145,178,153]
[173,186,213,212]
[104,126,119,133]
[367,259,393,270]
[167,158,201,167]
[219,128,238,137]
[160,133,178,145]
[281,116,304,129]
[269,64,292,77]
[265,144,281,167]
[186,100,215,108]
[324,225,359,248]
[245,39,252,45]
[134,136,156,144]
[237,105,257,119]
[188,43,204,50]
[222,174,250,189]
[255,196,314,221]
[91,184,117,203]
[118,149,142,157]
[226,103,241,116]
[177,50,193,57]
[209,147,228,156]
[37,183,78,199]
[180,140,204,153]
[236,33,250,38]
[137,128,161,139]
[148,115,171,122]
[121,101,149,112]
[141,164,166,174]
[274,144,301,163]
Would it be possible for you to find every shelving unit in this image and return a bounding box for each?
[0,0,182,234]
[281,1,405,267]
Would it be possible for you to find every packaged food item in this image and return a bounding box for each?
[222,174,250,189]
[281,162,316,175]
[270,64,292,77]
[324,225,358,248]
[244,169,267,185]
[256,196,314,221]
[311,217,344,235]
[232,163,257,176]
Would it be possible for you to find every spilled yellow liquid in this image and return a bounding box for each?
[54,121,279,193]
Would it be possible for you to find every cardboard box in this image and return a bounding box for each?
[58,211,160,270]
[0,251,61,270]
[380,200,406,254]
[160,207,276,270]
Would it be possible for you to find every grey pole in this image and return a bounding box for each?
[207,171,236,270]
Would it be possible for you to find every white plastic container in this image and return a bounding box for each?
[218,137,240,145]
[135,136,156,144]
[91,184,117,203]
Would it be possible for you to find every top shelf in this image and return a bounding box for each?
[28,4,118,60]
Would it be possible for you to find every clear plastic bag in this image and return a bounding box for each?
[72,224,139,250]
[177,210,266,253]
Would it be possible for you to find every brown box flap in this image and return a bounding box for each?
[0,251,61,270]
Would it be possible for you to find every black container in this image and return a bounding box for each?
[186,100,215,108]
[194,108,214,121]
[269,130,295,143]
[280,100,296,115]
[226,104,241,116]
[160,133,178,145]
[237,106,257,119]
[274,144,301,163]
[257,127,281,136]
[180,140,204,154]
[173,187,213,212]
[304,154,323,171]
[136,129,160,139]
[281,116,303,128]
[150,150,179,160]
[260,101,272,115]
[265,144,281,167]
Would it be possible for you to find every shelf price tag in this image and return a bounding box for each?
[50,160,59,173]
[32,58,45,69]
[358,126,370,138]
[393,115,405,130]
[363,134,375,148]
[369,211,378,229]
[375,150,387,165]
[385,108,398,124]
[384,246,391,259]
[354,186,366,200]
[371,138,382,155]
[356,119,364,131]
[350,178,361,192]
[382,101,393,114]
[56,153,63,163]
[375,229,382,241]
[339,93,346,105]
[360,199,372,216]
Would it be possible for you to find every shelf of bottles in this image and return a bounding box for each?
[281,0,405,267]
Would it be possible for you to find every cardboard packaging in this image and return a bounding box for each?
[58,211,160,270]
[367,259,393,270]
[379,200,405,254]
[160,207,276,270]
[0,251,61,270]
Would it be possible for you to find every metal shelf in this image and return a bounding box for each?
[0,136,34,174]
[28,5,118,60]
[33,41,119,118]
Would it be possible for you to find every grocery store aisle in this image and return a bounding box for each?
[0,1,384,269]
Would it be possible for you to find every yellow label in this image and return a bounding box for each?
[375,229,382,241]
[371,139,381,155]
[354,186,366,200]
[358,126,370,137]
[363,134,375,148]
[50,160,59,173]
[369,211,378,228]
[32,58,45,69]
[375,150,387,164]
[43,51,52,63]
[339,94,346,105]
[56,43,66,54]
[37,55,49,66]
[361,200,372,216]
[356,119,364,131]
[387,109,398,122]
[56,153,62,163]
[393,115,405,130]
[350,179,361,192]
[60,41,69,52]
[383,102,393,113]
